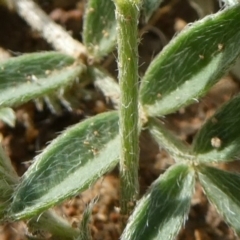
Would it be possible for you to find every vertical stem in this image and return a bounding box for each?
[114,0,141,215]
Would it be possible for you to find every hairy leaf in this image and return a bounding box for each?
[198,165,240,236]
[10,111,120,220]
[193,94,240,162]
[0,52,84,108]
[220,0,239,7]
[28,210,80,239]
[121,163,195,240]
[148,117,193,161]
[83,0,116,59]
[76,199,96,240]
[0,108,16,127]
[90,67,120,109]
[140,5,240,117]
[0,144,18,219]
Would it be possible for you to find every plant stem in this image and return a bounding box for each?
[12,0,87,59]
[114,0,141,215]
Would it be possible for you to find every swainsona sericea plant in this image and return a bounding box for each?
[0,0,239,239]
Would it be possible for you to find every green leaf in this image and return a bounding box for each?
[90,67,120,109]
[0,52,85,108]
[193,94,240,162]
[221,0,239,7]
[10,111,120,220]
[0,144,18,219]
[121,163,195,240]
[198,165,240,236]
[76,199,95,240]
[142,0,164,22]
[83,0,117,59]
[140,5,240,117]
[0,108,16,127]
[148,117,193,161]
[28,210,80,239]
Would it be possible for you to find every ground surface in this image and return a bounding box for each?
[0,0,240,239]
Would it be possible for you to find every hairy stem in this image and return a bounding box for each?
[114,0,141,215]
[12,0,87,59]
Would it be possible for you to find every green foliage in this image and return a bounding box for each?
[27,210,80,239]
[140,5,240,116]
[198,165,240,235]
[0,108,16,127]
[10,111,119,220]
[0,144,18,219]
[193,94,240,162]
[121,163,195,240]
[0,52,85,108]
[77,199,95,240]
[221,0,240,6]
[148,117,192,160]
[83,0,117,59]
[0,0,240,239]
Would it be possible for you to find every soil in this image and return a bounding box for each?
[0,0,240,239]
